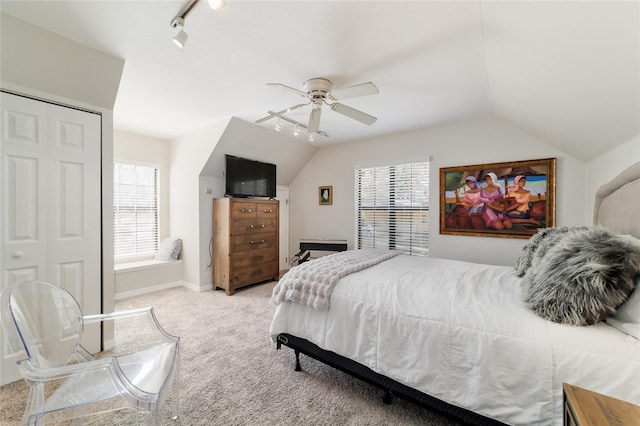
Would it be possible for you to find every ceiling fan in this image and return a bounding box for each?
[255,77,379,136]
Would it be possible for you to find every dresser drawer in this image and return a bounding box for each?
[231,232,277,252]
[230,201,257,219]
[230,261,278,287]
[257,204,277,219]
[231,218,277,236]
[231,247,276,268]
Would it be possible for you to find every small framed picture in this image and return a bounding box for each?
[319,186,333,205]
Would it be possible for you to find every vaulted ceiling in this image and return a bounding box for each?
[1,1,638,161]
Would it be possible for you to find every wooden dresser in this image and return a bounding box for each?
[212,197,279,295]
[563,383,640,426]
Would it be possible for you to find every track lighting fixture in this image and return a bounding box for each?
[171,17,188,49]
[308,133,315,142]
[170,0,228,48]
[264,110,330,140]
[207,0,227,11]
[275,118,282,132]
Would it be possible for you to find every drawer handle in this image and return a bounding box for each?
[241,208,253,213]
[260,224,265,228]
[249,239,266,245]
[263,209,272,213]
[249,224,254,228]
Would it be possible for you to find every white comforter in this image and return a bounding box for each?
[269,255,640,425]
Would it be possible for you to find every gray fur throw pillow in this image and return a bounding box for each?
[515,226,587,276]
[516,226,640,325]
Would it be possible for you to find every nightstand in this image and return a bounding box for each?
[563,383,640,426]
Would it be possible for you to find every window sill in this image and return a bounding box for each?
[114,259,182,274]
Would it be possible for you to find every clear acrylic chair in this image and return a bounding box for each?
[0,280,180,425]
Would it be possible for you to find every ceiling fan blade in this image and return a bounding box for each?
[330,82,379,100]
[255,103,308,124]
[330,103,377,125]
[266,83,308,98]
[308,107,322,133]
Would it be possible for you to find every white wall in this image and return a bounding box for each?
[169,118,231,290]
[113,130,172,251]
[289,116,586,266]
[585,134,640,221]
[0,13,123,110]
[172,117,317,290]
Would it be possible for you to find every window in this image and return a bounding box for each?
[113,162,159,258]
[356,161,429,256]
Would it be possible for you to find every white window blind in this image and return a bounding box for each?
[113,163,159,258]
[356,161,429,256]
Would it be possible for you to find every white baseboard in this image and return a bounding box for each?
[115,281,183,300]
[103,338,116,351]
[115,280,213,300]
[181,280,213,293]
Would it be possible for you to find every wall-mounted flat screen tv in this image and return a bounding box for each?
[225,155,276,198]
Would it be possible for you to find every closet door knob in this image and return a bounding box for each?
[12,251,24,259]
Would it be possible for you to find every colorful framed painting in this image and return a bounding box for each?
[319,186,333,205]
[440,158,556,238]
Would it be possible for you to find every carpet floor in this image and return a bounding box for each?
[0,282,460,425]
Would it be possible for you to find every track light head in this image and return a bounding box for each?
[207,0,227,11]
[173,29,188,49]
[171,17,188,49]
[170,0,227,48]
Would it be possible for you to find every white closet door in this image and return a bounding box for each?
[46,103,101,351]
[0,92,102,385]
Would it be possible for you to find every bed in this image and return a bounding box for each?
[269,163,640,426]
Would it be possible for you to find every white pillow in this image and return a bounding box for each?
[606,278,640,339]
[155,237,182,261]
[605,235,640,338]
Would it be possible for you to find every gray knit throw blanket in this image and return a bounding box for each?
[271,249,401,310]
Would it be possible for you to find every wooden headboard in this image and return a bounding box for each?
[593,162,640,239]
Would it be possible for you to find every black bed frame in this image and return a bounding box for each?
[276,333,507,426]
